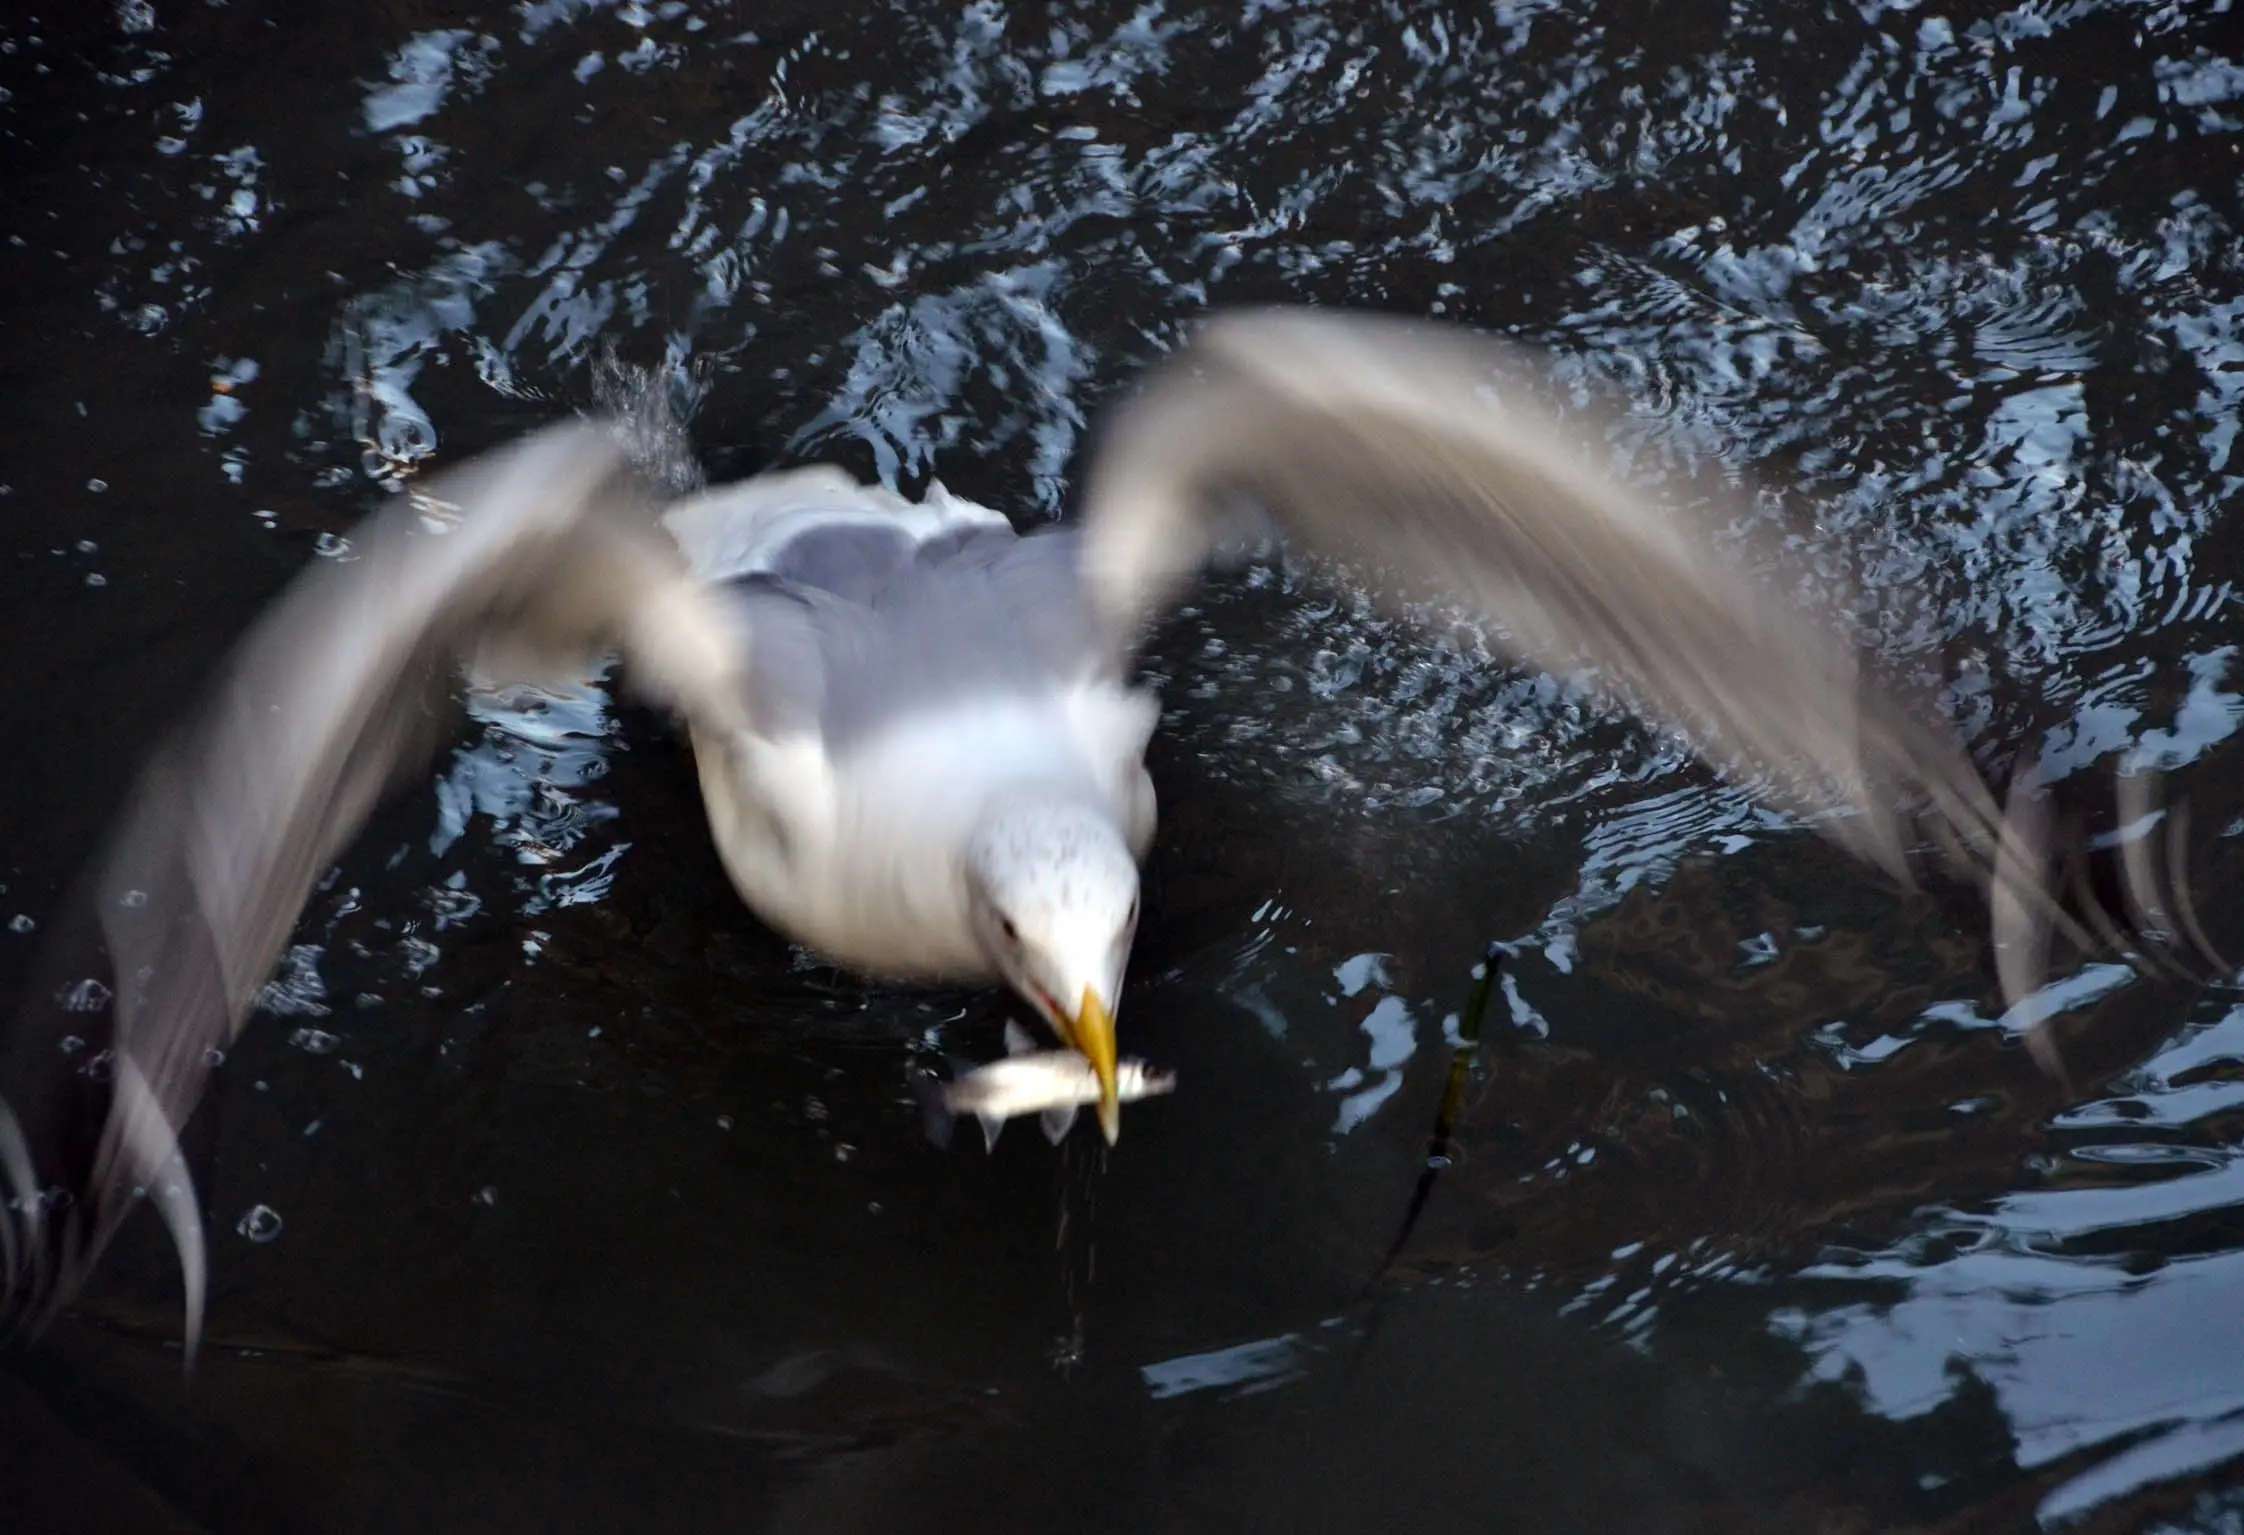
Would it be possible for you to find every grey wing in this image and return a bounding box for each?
[1076,307,2091,1019]
[907,525,1111,686]
[709,525,1085,746]
[667,468,1092,744]
[6,422,754,1360]
[813,527,1112,750]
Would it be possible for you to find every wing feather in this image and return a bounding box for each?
[10,421,750,1358]
[1079,307,2078,1001]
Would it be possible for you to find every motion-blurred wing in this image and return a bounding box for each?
[1078,307,2056,974]
[24,421,750,1359]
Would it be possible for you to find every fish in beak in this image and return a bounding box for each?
[919,1021,1176,1152]
[1056,985,1120,1144]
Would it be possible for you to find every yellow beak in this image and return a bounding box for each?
[1061,985,1121,1144]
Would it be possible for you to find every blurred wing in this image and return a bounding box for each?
[38,421,751,1359]
[1078,307,2069,984]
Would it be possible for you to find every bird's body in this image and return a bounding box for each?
[656,471,1159,983]
[695,671,1156,982]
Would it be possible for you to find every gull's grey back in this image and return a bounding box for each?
[665,471,1113,749]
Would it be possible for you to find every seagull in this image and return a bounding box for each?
[2,307,2098,1359]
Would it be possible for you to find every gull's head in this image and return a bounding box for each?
[965,795,1141,1143]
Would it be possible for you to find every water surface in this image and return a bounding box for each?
[5,0,2244,1529]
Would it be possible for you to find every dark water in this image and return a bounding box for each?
[5,0,2244,1529]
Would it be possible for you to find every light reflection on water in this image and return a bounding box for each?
[5,0,2244,1526]
[1780,991,2244,1523]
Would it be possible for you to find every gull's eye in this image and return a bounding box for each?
[1000,915,1020,944]
[1125,900,1138,927]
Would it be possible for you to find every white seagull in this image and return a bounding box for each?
[5,307,2073,1359]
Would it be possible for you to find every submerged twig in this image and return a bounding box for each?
[1360,942,1505,1294]
[1331,943,1509,1398]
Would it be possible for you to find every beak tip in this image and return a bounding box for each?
[1097,1099,1121,1145]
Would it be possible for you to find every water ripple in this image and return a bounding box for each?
[15,0,2244,1519]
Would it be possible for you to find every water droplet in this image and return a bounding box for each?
[86,477,108,493]
[57,1035,85,1055]
[58,978,112,1012]
[203,1047,225,1067]
[236,1204,283,1243]
[8,914,36,935]
[85,572,108,587]
[119,889,148,908]
[833,1142,856,1164]
[287,1026,339,1054]
[73,538,96,554]
[473,1185,497,1206]
[302,1118,321,1137]
[867,1201,883,1216]
[341,1060,364,1080]
[715,1115,733,1131]
[312,531,351,558]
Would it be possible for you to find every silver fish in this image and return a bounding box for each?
[940,1023,1177,1151]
